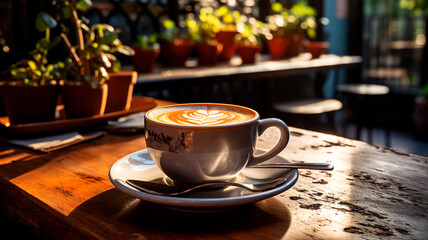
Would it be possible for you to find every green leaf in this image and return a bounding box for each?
[10,69,18,77]
[112,61,121,73]
[62,6,72,19]
[35,12,57,32]
[46,64,54,74]
[89,31,96,42]
[100,44,111,51]
[100,53,112,68]
[76,0,92,11]
[100,32,118,45]
[99,66,108,79]
[272,3,283,13]
[307,28,316,39]
[136,35,148,48]
[92,23,114,32]
[216,5,229,17]
[149,34,158,44]
[28,60,37,71]
[163,20,176,29]
[117,46,135,56]
[80,23,90,34]
[223,14,234,24]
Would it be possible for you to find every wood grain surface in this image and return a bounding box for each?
[0,117,427,239]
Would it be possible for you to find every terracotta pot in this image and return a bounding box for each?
[413,96,428,132]
[106,71,137,113]
[196,42,222,66]
[215,30,238,61]
[305,41,329,59]
[61,84,108,119]
[160,39,193,67]
[0,84,60,124]
[132,47,160,73]
[158,38,171,66]
[237,44,262,64]
[266,37,290,60]
[286,33,305,58]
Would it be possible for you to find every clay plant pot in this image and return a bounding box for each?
[196,42,223,66]
[413,96,428,132]
[215,30,239,61]
[158,38,171,66]
[132,47,160,73]
[237,44,262,64]
[105,71,137,113]
[266,37,290,60]
[0,84,60,124]
[286,33,305,58]
[160,39,193,67]
[305,41,330,59]
[61,84,108,119]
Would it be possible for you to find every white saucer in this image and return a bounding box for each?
[109,149,299,212]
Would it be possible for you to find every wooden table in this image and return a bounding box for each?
[1,101,427,239]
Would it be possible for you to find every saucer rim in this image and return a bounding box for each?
[109,149,299,209]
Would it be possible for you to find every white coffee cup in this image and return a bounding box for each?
[144,103,290,185]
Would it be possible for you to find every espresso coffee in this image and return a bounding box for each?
[148,104,257,126]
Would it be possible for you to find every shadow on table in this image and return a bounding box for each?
[69,188,292,239]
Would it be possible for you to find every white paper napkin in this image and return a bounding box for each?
[5,131,106,152]
[104,111,146,133]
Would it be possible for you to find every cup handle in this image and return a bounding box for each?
[247,118,290,167]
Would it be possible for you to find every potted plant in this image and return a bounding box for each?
[132,34,160,73]
[53,0,135,117]
[286,1,317,58]
[235,17,263,64]
[158,20,193,67]
[85,23,136,113]
[187,7,223,66]
[262,3,291,60]
[263,2,317,60]
[304,16,330,59]
[413,84,428,133]
[214,5,241,61]
[0,12,64,124]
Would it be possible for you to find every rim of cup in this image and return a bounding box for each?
[145,103,260,128]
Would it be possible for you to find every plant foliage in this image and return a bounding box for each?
[134,34,160,50]
[7,12,66,86]
[52,0,134,88]
[235,17,263,46]
[264,1,317,39]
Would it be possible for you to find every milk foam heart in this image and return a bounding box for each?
[148,104,257,126]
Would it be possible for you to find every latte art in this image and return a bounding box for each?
[149,104,257,126]
[158,109,242,126]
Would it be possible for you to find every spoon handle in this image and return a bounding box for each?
[249,163,333,170]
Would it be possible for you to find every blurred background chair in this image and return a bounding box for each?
[270,70,343,134]
[336,83,390,146]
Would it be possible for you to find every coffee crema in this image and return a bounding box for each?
[148,104,257,126]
